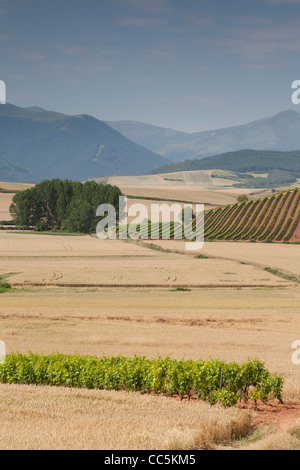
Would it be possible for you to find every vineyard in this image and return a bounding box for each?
[203,188,300,242]
[120,188,300,242]
[0,353,284,409]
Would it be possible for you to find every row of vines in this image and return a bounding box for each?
[203,189,300,242]
[0,353,284,408]
[118,189,300,242]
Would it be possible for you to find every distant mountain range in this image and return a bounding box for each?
[107,110,300,162]
[1,104,300,184]
[0,104,170,183]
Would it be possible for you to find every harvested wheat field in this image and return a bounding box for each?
[141,239,300,276]
[0,384,254,450]
[0,182,34,223]
[0,182,34,192]
[1,231,300,449]
[121,186,256,208]
[0,194,14,221]
[0,233,290,288]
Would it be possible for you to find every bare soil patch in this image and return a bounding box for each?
[237,400,300,432]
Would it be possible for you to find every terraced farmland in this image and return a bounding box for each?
[203,188,300,242]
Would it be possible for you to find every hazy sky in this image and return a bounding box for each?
[1,0,300,132]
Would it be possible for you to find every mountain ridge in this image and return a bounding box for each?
[107,109,300,162]
[0,103,170,183]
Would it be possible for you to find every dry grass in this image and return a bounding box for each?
[0,233,291,288]
[2,382,300,450]
[0,384,252,450]
[0,233,299,382]
[121,186,253,207]
[1,230,300,449]
[243,429,300,450]
[0,194,15,221]
[0,182,34,192]
[1,286,300,397]
[141,238,300,277]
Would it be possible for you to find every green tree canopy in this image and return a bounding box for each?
[10,179,123,234]
[237,194,249,204]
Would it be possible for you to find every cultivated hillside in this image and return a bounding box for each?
[108,110,300,162]
[131,188,300,243]
[203,188,300,242]
[150,149,300,188]
[0,104,170,183]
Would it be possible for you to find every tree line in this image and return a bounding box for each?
[9,179,122,233]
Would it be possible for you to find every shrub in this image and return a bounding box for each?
[237,194,249,204]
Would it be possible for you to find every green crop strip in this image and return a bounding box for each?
[205,204,236,238]
[240,197,269,240]
[202,189,300,242]
[256,195,282,240]
[274,190,298,241]
[224,201,254,239]
[248,195,277,240]
[0,273,15,293]
[230,199,261,240]
[265,192,292,240]
[206,204,241,239]
[205,205,233,235]
[118,189,300,243]
[0,353,284,409]
[214,203,248,239]
[0,281,11,293]
[257,194,286,241]
[264,267,300,284]
[284,208,300,241]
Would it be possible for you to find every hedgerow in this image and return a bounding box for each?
[0,353,284,409]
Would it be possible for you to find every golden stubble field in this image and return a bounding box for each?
[1,198,300,448]
[0,182,34,222]
[0,194,15,221]
[0,232,299,371]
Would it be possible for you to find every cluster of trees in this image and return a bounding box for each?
[233,169,297,189]
[9,179,122,233]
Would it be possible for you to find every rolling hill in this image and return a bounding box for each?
[107,110,300,162]
[150,149,300,188]
[0,104,170,183]
[202,188,300,242]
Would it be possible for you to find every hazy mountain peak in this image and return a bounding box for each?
[108,109,300,162]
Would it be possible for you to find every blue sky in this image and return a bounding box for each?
[1,0,300,131]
